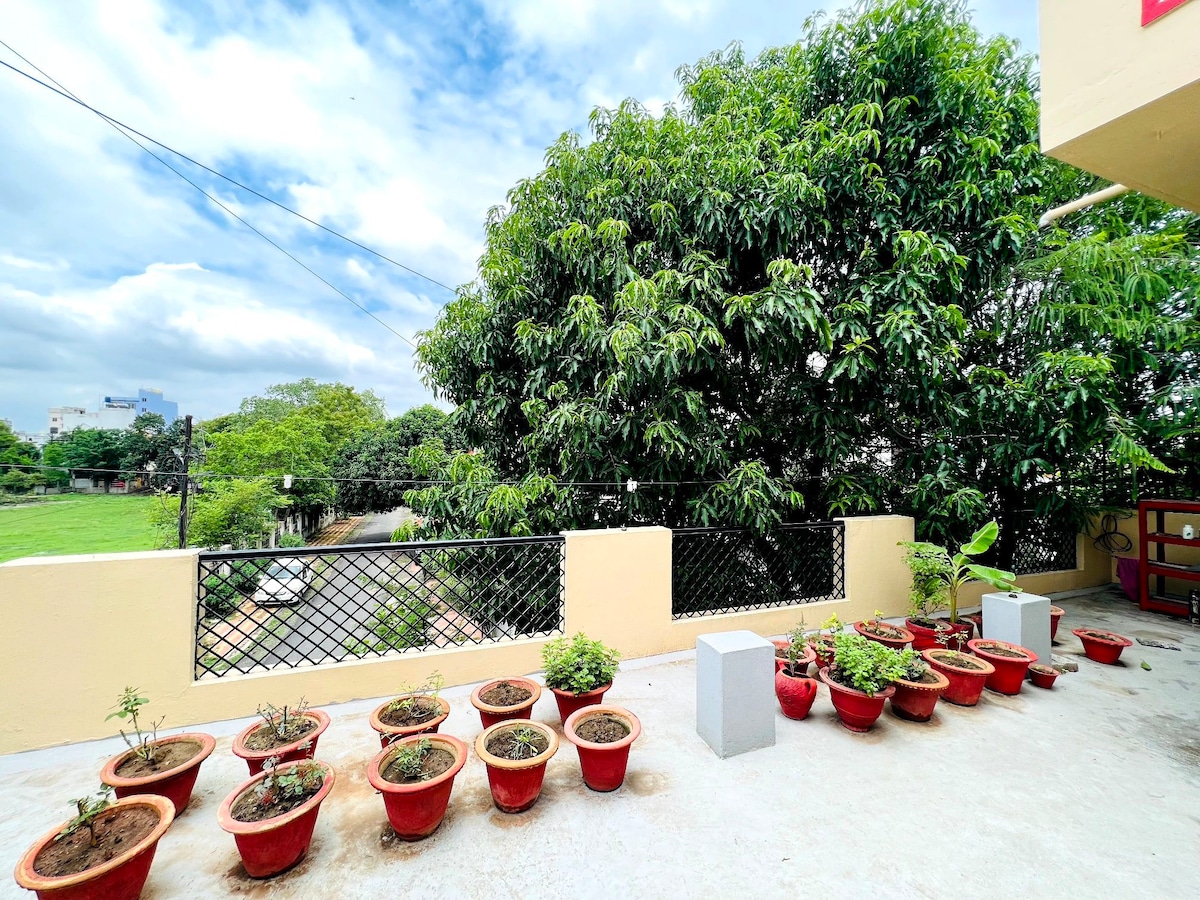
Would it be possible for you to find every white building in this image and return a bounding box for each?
[48,388,179,438]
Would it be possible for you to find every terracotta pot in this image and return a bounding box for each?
[100,732,215,816]
[812,637,836,671]
[232,709,330,775]
[1028,664,1060,689]
[940,620,974,648]
[469,677,542,728]
[563,705,642,792]
[367,734,467,840]
[922,649,996,707]
[1049,606,1065,641]
[774,644,816,674]
[217,760,335,878]
[550,682,611,724]
[906,618,944,651]
[1073,628,1133,665]
[368,696,450,749]
[774,667,819,720]
[474,719,559,813]
[14,794,175,900]
[852,620,914,650]
[817,667,895,732]
[889,668,950,722]
[969,639,1037,695]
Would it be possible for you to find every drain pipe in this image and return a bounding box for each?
[1038,183,1131,229]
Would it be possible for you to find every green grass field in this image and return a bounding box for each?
[0,494,161,564]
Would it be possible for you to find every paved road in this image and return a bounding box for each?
[352,507,413,543]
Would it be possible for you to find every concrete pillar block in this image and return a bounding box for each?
[695,630,775,758]
[982,591,1051,665]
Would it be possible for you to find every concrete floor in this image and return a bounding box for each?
[3,587,1199,899]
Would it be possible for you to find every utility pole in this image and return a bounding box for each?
[177,414,193,549]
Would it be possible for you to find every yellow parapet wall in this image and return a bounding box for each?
[0,515,1112,754]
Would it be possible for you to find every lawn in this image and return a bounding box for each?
[0,494,162,564]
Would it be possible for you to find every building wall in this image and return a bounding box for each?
[136,387,179,423]
[47,388,177,436]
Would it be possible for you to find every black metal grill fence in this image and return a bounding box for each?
[672,522,845,619]
[1000,512,1079,575]
[195,536,564,678]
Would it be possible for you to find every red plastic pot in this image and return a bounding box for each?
[969,639,1037,695]
[474,719,559,813]
[563,705,642,792]
[368,696,450,749]
[367,734,467,840]
[1073,628,1133,665]
[232,709,330,775]
[100,732,215,816]
[469,677,542,728]
[217,760,335,878]
[550,682,611,724]
[773,644,816,674]
[906,619,971,651]
[889,668,950,722]
[922,649,996,707]
[1049,606,1065,641]
[852,620,914,650]
[14,795,174,900]
[774,666,819,720]
[817,667,895,732]
[812,637,835,671]
[1028,664,1060,689]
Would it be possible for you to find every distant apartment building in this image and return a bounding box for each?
[48,388,179,437]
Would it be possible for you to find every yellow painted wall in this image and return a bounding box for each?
[1108,509,1200,598]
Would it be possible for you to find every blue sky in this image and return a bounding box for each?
[0,0,1037,432]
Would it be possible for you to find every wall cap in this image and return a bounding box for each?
[0,549,199,569]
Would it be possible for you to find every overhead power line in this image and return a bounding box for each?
[0,46,458,295]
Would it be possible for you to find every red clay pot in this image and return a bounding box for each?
[962,613,983,638]
[1049,606,1065,641]
[469,677,542,728]
[475,719,559,813]
[774,666,819,720]
[774,644,816,674]
[889,668,950,722]
[100,732,215,816]
[232,710,330,775]
[922,649,996,707]
[550,682,611,724]
[906,619,943,651]
[818,667,895,732]
[368,696,450,749]
[907,619,972,651]
[217,760,335,878]
[1073,628,1133,665]
[812,637,836,671]
[1028,664,1060,689]
[853,620,914,650]
[14,795,174,900]
[563,705,642,792]
[969,639,1037,695]
[367,734,467,840]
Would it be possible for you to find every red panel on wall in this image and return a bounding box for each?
[1143,0,1193,25]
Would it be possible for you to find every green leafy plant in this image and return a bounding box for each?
[933,625,974,662]
[256,699,312,744]
[829,633,914,696]
[106,687,163,763]
[277,532,307,548]
[541,632,620,694]
[384,672,444,721]
[254,757,325,809]
[386,738,433,779]
[901,541,956,623]
[57,787,114,848]
[899,521,1019,624]
[781,617,809,671]
[506,726,546,760]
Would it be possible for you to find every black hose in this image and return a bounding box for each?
[1093,512,1134,554]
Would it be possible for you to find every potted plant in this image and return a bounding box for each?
[368,673,450,748]
[1049,605,1066,641]
[774,621,819,720]
[542,632,621,723]
[217,757,335,878]
[99,687,215,816]
[474,719,559,813]
[469,676,542,727]
[968,638,1037,694]
[818,633,912,732]
[889,654,950,722]
[1028,663,1060,689]
[1073,628,1133,665]
[853,610,915,650]
[900,521,1019,650]
[367,734,468,840]
[232,700,331,775]
[14,788,174,900]
[810,613,843,670]
[773,618,816,673]
[921,632,996,707]
[562,705,642,792]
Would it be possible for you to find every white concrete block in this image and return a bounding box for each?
[982,591,1051,665]
[695,630,775,758]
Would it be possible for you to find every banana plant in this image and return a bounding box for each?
[900,521,1019,623]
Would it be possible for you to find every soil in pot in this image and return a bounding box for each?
[378,698,442,729]
[231,782,322,824]
[380,747,456,784]
[113,740,202,779]
[973,642,1027,659]
[575,714,630,744]
[859,622,905,638]
[480,682,533,707]
[33,806,159,878]
[487,727,550,760]
[243,719,317,753]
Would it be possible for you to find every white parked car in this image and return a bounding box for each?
[253,558,313,606]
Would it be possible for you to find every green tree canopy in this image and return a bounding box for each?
[228,379,386,451]
[60,428,125,484]
[204,413,333,508]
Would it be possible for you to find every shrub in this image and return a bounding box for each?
[541,632,620,694]
[278,532,307,548]
[202,575,239,617]
[830,633,914,696]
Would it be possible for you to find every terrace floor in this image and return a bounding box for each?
[3,586,1199,899]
